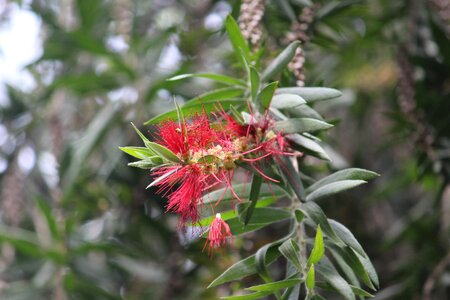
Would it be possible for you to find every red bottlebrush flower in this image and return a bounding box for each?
[203,213,232,254]
[153,165,207,225]
[150,112,241,227]
[156,113,219,158]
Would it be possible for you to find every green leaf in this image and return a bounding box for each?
[286,134,330,161]
[34,197,59,240]
[275,87,342,102]
[208,245,281,287]
[328,219,367,258]
[144,99,245,125]
[146,141,180,163]
[357,251,379,289]
[306,180,367,202]
[301,202,344,246]
[306,168,379,194]
[244,175,263,225]
[294,210,305,223]
[225,217,270,235]
[202,183,287,205]
[237,206,292,225]
[271,94,307,109]
[225,15,251,67]
[130,122,157,155]
[220,291,272,300]
[118,146,154,160]
[279,239,303,271]
[247,279,303,292]
[278,156,305,202]
[274,118,333,134]
[262,41,301,81]
[306,265,315,291]
[250,67,260,102]
[255,232,295,283]
[127,160,157,169]
[290,105,324,120]
[316,282,373,298]
[308,226,324,265]
[167,73,245,86]
[257,81,278,110]
[328,247,359,287]
[350,285,374,298]
[328,245,375,290]
[316,261,355,300]
[186,86,245,104]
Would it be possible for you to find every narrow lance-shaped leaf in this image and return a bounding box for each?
[271,94,306,109]
[244,175,263,225]
[308,225,324,265]
[262,41,300,81]
[328,219,367,258]
[306,265,315,292]
[167,73,245,86]
[274,118,333,134]
[279,239,303,271]
[301,201,344,246]
[249,66,260,102]
[286,134,331,161]
[185,86,244,104]
[257,81,278,110]
[306,180,367,202]
[128,160,156,169]
[220,291,272,300]
[316,259,355,300]
[118,146,154,160]
[225,15,251,67]
[278,156,305,202]
[255,232,294,283]
[130,122,157,156]
[306,168,379,194]
[145,99,245,125]
[208,244,281,287]
[246,279,303,292]
[275,87,342,102]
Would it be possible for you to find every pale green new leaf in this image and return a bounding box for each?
[306,265,315,291]
[118,146,154,160]
[308,226,324,265]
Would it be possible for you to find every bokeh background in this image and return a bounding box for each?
[0,0,449,299]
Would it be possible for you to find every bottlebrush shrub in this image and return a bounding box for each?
[120,16,379,300]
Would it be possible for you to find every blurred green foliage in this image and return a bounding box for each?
[0,0,449,299]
